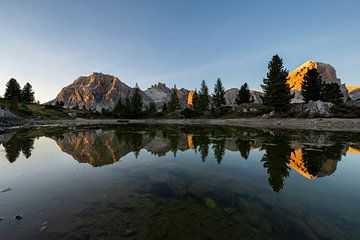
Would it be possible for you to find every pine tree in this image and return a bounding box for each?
[114,97,124,116]
[211,78,226,113]
[22,82,35,103]
[197,80,210,113]
[235,82,250,105]
[131,83,143,118]
[168,85,180,112]
[262,55,292,113]
[321,83,343,105]
[4,78,22,101]
[124,97,132,118]
[301,68,323,102]
[147,101,157,114]
[162,103,167,113]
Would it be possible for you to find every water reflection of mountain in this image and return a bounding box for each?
[1,125,360,192]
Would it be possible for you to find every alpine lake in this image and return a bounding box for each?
[0,124,360,240]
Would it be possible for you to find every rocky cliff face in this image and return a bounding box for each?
[144,83,190,110]
[224,88,263,106]
[48,72,133,111]
[288,61,349,103]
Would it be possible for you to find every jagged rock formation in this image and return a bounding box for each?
[144,83,171,110]
[144,83,190,110]
[224,88,263,106]
[48,72,152,111]
[288,61,349,103]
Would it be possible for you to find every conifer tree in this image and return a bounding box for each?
[321,83,343,106]
[235,82,250,105]
[131,83,143,118]
[124,97,132,118]
[301,68,323,102]
[4,78,22,101]
[211,78,226,113]
[162,103,167,113]
[168,85,180,112]
[197,80,210,113]
[262,55,292,112]
[114,97,124,116]
[147,101,157,114]
[22,82,35,103]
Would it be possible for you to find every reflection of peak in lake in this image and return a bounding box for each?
[289,148,339,179]
[347,146,360,155]
[55,130,136,167]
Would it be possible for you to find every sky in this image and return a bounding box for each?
[0,0,359,103]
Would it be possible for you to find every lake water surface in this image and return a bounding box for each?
[0,124,360,240]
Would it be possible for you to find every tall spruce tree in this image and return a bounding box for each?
[131,83,143,118]
[262,55,292,112]
[22,82,35,103]
[211,78,226,113]
[301,68,323,102]
[168,85,180,112]
[4,78,22,101]
[198,80,210,113]
[321,83,343,106]
[113,97,124,116]
[235,82,250,105]
[124,97,132,118]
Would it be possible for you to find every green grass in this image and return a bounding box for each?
[0,98,72,119]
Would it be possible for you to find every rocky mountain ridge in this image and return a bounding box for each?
[288,61,349,103]
[48,61,353,111]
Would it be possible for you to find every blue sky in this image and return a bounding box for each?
[0,0,359,103]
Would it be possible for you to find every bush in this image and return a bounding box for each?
[179,108,200,118]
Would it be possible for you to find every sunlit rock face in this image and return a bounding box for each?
[224,88,263,106]
[48,73,131,111]
[347,86,360,101]
[48,72,152,111]
[288,61,349,103]
[187,91,194,107]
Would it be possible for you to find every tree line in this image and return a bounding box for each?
[3,78,35,103]
[113,54,344,118]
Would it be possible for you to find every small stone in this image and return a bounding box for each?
[123,227,136,237]
[0,187,12,193]
[204,198,217,209]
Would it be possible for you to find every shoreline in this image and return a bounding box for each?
[12,117,360,133]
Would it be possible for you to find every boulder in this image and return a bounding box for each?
[305,100,333,117]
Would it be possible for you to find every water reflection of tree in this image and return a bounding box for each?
[261,135,292,192]
[212,139,225,164]
[3,133,35,162]
[193,134,210,162]
[236,138,251,160]
[302,141,344,177]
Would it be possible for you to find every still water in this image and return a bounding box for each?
[0,124,360,240]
